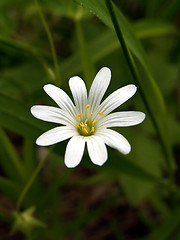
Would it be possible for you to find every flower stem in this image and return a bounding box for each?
[16,147,53,211]
[105,0,174,182]
[34,0,61,85]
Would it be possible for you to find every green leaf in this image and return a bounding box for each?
[84,151,163,186]
[0,128,25,182]
[60,18,178,79]
[134,20,177,39]
[147,51,179,96]
[119,130,163,205]
[74,0,147,66]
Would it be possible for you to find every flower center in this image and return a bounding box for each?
[76,104,103,136]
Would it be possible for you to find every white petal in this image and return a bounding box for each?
[86,136,108,166]
[96,129,131,155]
[69,76,87,113]
[88,67,111,113]
[98,111,146,128]
[31,105,75,126]
[36,126,75,146]
[97,84,137,117]
[43,84,76,118]
[64,136,85,168]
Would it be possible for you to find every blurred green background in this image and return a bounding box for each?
[0,0,179,239]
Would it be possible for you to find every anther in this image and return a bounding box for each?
[76,122,79,128]
[84,128,88,134]
[99,112,104,116]
[91,127,94,132]
[76,112,83,118]
[90,112,93,116]
[85,104,90,109]
[92,120,97,125]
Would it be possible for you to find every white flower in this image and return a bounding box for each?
[31,67,145,168]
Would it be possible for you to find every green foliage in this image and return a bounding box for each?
[0,0,179,239]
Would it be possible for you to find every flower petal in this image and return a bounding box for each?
[43,84,76,118]
[96,129,131,155]
[98,111,146,128]
[69,76,87,113]
[86,136,108,166]
[31,105,75,126]
[64,136,85,168]
[88,67,111,113]
[36,126,75,146]
[97,84,137,117]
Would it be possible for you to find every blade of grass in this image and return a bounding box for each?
[73,0,175,183]
[134,20,177,39]
[34,0,62,85]
[104,0,174,180]
[0,128,25,182]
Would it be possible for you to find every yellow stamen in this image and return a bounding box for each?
[85,104,90,109]
[92,120,97,125]
[76,112,83,118]
[90,112,93,116]
[91,127,94,132]
[84,128,88,134]
[76,122,79,128]
[80,123,84,127]
[99,112,104,116]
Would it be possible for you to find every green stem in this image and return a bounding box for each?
[105,0,174,182]
[16,147,53,211]
[34,0,61,85]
